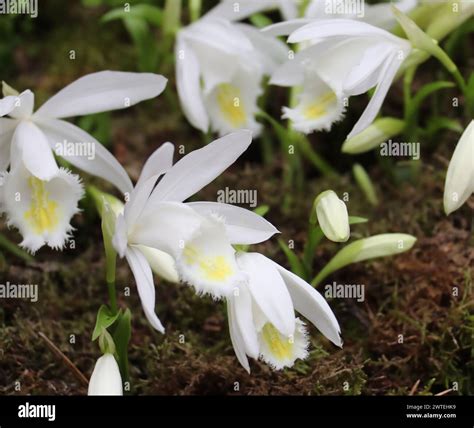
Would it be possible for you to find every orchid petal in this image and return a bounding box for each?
[125,246,165,333]
[34,71,167,119]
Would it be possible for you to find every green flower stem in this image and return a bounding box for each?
[88,185,119,315]
[163,0,182,36]
[106,256,118,315]
[189,0,201,22]
[303,225,324,278]
[295,134,337,177]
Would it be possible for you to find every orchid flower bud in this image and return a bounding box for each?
[444,121,474,215]
[314,190,350,243]
[88,354,123,396]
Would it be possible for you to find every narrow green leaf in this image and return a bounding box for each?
[113,308,132,382]
[349,216,369,225]
[278,238,306,278]
[253,205,269,217]
[250,13,273,29]
[312,233,416,286]
[353,164,379,207]
[101,4,163,26]
[0,233,34,263]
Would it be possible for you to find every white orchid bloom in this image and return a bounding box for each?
[444,120,474,215]
[305,0,418,30]
[88,354,123,396]
[228,252,341,372]
[176,16,287,136]
[0,71,167,251]
[0,162,83,252]
[264,19,411,137]
[111,130,279,332]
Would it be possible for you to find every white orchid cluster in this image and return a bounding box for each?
[2,0,471,396]
[175,0,473,213]
[0,72,341,393]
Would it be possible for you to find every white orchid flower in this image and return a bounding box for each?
[0,71,167,251]
[176,16,287,136]
[111,130,279,333]
[444,120,474,215]
[88,353,123,396]
[0,162,84,252]
[228,252,341,372]
[264,19,411,137]
[305,0,418,30]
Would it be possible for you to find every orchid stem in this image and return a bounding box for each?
[189,0,201,22]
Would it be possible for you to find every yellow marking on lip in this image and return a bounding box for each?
[261,323,293,360]
[303,91,336,120]
[24,177,59,234]
[183,245,233,281]
[216,83,247,128]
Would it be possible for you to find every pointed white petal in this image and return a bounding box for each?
[124,174,161,235]
[444,120,474,214]
[123,141,176,229]
[150,130,252,203]
[231,285,259,359]
[227,299,251,373]
[88,354,123,396]
[288,19,402,44]
[237,252,295,336]
[348,51,405,138]
[0,118,18,170]
[34,71,167,119]
[137,142,174,186]
[0,164,83,253]
[273,262,342,347]
[125,246,165,333]
[342,43,392,95]
[38,118,133,194]
[187,201,279,244]
[12,121,58,180]
[175,35,209,132]
[262,19,311,37]
[0,95,18,117]
[8,90,34,119]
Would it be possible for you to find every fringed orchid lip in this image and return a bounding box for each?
[0,163,83,253]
